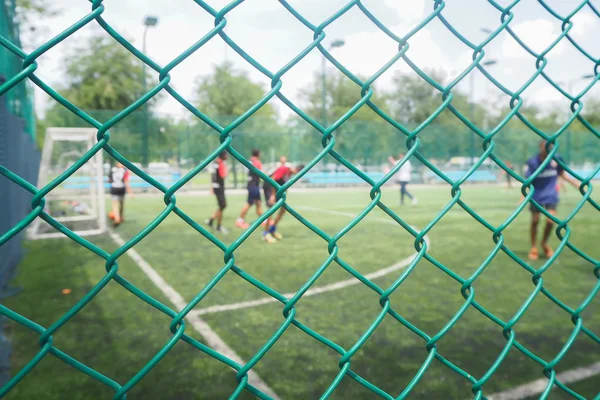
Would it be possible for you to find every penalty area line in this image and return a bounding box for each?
[109,231,279,400]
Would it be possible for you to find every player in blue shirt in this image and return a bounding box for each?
[524,140,578,260]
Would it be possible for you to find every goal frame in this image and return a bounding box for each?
[28,127,107,239]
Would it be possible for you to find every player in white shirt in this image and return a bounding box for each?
[388,153,417,206]
[108,162,133,226]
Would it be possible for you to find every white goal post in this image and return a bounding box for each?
[28,128,107,239]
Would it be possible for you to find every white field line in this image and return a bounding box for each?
[302,210,600,400]
[196,205,429,316]
[487,362,600,400]
[109,231,279,400]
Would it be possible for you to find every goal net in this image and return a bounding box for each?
[28,128,106,239]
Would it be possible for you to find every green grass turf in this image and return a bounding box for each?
[3,185,599,399]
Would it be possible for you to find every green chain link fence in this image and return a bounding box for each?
[41,108,600,169]
[1,0,600,398]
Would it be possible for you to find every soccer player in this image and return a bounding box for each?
[108,161,132,227]
[262,156,302,243]
[236,149,264,229]
[206,151,229,234]
[388,153,417,205]
[525,140,578,260]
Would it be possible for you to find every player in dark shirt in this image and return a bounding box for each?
[206,151,229,234]
[525,140,578,260]
[236,149,264,229]
[108,161,132,227]
[262,156,303,243]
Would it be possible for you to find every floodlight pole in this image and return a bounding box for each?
[469,56,497,166]
[321,39,345,127]
[142,16,158,168]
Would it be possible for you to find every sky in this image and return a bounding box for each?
[29,0,600,121]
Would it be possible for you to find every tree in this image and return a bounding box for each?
[41,34,165,161]
[194,62,277,123]
[192,62,282,186]
[298,70,388,124]
[15,0,60,48]
[295,70,392,165]
[53,34,157,110]
[387,69,483,127]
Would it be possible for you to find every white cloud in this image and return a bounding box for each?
[569,11,596,38]
[383,0,427,24]
[323,22,463,91]
[502,19,566,58]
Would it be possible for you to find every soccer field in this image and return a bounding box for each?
[3,185,599,399]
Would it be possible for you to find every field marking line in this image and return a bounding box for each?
[109,231,279,400]
[196,205,430,316]
[486,362,600,400]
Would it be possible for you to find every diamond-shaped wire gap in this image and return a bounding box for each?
[312,199,417,274]
[44,265,186,397]
[312,4,400,77]
[211,173,411,305]
[199,212,336,308]
[0,235,130,396]
[34,22,166,116]
[503,1,571,54]
[543,328,600,398]
[562,5,600,62]
[328,310,437,398]
[479,334,568,397]
[128,337,256,399]
[216,0,315,73]
[277,46,389,130]
[115,199,228,307]
[427,303,522,397]
[17,6,99,90]
[99,0,215,64]
[99,0,221,119]
[509,292,598,381]
[432,0,507,72]
[167,40,278,132]
[419,201,503,285]
[521,59,594,116]
[202,299,351,399]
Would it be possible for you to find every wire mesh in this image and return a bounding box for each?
[1,0,600,399]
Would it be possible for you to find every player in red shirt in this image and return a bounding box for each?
[262,156,303,243]
[236,149,264,229]
[108,161,133,227]
[205,151,229,234]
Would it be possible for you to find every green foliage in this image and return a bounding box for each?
[299,69,388,123]
[14,0,60,48]
[194,62,277,122]
[54,34,156,110]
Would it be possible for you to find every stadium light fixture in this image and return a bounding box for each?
[330,39,345,48]
[144,16,159,27]
[322,39,346,126]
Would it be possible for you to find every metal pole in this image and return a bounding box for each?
[469,72,475,166]
[566,81,573,164]
[142,26,149,167]
[321,54,327,126]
